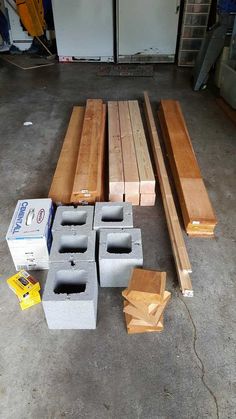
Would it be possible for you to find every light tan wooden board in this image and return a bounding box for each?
[71,99,105,203]
[125,194,140,205]
[128,100,155,194]
[140,194,156,206]
[96,103,107,201]
[108,101,124,195]
[118,101,140,195]
[48,106,85,204]
[109,194,124,202]
[143,92,193,296]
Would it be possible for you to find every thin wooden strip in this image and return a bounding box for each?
[96,104,107,201]
[71,99,103,202]
[143,92,193,296]
[128,100,155,193]
[158,100,217,236]
[48,106,85,204]
[118,101,140,196]
[108,101,124,195]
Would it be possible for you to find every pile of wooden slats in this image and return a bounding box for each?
[123,268,171,334]
[144,93,193,296]
[49,99,106,204]
[158,100,217,237]
[108,100,156,206]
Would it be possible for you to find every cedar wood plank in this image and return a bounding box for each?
[48,106,85,204]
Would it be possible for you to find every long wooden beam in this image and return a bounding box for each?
[158,100,217,237]
[48,106,85,204]
[143,92,193,297]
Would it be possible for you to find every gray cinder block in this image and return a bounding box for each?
[52,206,94,236]
[50,231,96,263]
[99,228,143,287]
[93,202,133,231]
[42,261,98,329]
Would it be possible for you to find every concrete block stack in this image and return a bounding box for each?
[95,202,143,287]
[42,206,98,329]
[42,202,144,329]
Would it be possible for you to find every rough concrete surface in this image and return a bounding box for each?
[0,62,235,419]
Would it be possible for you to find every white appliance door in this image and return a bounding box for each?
[52,0,114,61]
[118,0,180,62]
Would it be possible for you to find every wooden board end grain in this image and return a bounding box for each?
[140,193,156,206]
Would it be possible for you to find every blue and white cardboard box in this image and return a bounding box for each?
[6,199,54,271]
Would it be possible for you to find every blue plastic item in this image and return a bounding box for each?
[218,0,236,13]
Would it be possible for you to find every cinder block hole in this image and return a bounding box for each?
[101,206,124,222]
[107,233,132,254]
[59,235,88,253]
[54,270,87,294]
[61,211,87,226]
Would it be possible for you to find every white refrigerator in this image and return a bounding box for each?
[117,0,180,63]
[52,0,114,62]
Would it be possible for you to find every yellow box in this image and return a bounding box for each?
[7,270,40,298]
[7,270,41,310]
[19,291,41,310]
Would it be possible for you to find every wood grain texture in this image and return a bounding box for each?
[118,101,140,196]
[144,92,193,296]
[108,101,124,195]
[71,99,105,203]
[158,100,217,236]
[140,193,156,206]
[48,106,85,204]
[128,100,155,193]
[109,194,124,202]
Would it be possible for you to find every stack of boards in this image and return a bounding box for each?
[108,101,156,206]
[49,99,106,204]
[123,268,171,334]
[158,100,217,237]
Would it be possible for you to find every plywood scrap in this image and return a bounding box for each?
[122,268,171,334]
[48,106,85,204]
[143,92,193,296]
[158,100,217,237]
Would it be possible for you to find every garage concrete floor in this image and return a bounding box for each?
[0,62,235,419]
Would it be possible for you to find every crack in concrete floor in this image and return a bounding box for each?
[178,295,220,419]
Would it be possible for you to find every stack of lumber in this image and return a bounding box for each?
[158,100,217,237]
[49,99,106,204]
[108,100,156,206]
[144,92,193,297]
[122,268,171,334]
